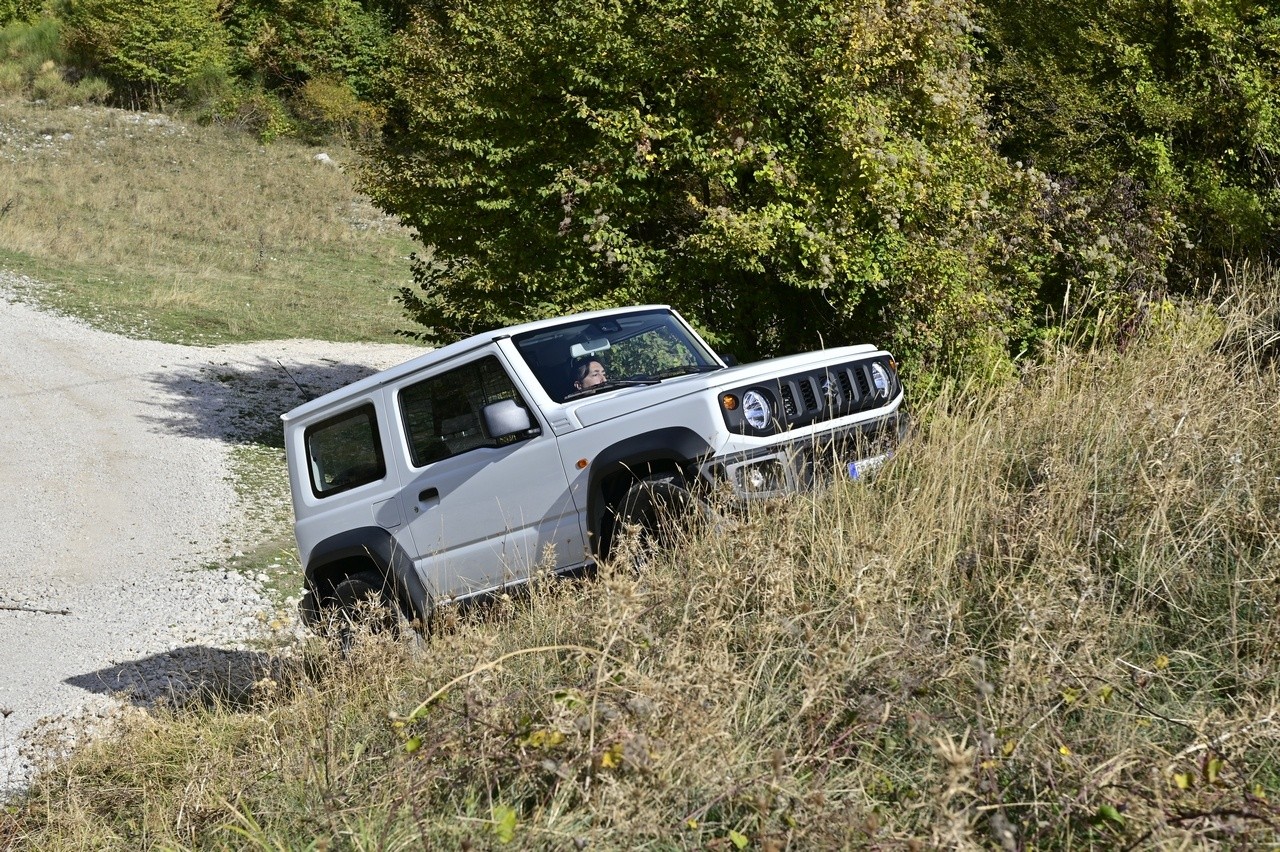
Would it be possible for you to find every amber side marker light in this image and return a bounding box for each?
[721,393,739,411]
[576,458,589,470]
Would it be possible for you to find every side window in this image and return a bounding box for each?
[305,403,386,497]
[400,355,535,468]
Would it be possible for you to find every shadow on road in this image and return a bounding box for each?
[139,353,409,447]
[65,645,294,710]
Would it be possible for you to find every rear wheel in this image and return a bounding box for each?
[328,571,398,649]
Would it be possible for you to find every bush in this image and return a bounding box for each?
[289,74,383,144]
[59,0,230,108]
[0,0,43,25]
[0,17,110,105]
[0,14,63,93]
[208,86,294,142]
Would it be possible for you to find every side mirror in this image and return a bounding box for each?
[483,398,537,439]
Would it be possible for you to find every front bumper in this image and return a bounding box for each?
[698,410,909,499]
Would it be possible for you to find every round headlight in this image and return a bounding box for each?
[741,390,772,430]
[870,362,891,398]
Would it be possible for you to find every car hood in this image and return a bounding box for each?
[568,345,882,427]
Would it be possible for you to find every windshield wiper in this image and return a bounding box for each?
[563,379,660,401]
[651,364,725,380]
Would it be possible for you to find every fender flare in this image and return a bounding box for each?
[585,426,714,558]
[303,526,432,626]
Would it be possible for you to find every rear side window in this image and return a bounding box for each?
[305,403,386,497]
[400,356,533,467]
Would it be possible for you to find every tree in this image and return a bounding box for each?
[58,0,230,107]
[360,0,1042,373]
[980,0,1280,306]
[219,0,392,98]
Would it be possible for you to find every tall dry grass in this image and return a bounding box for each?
[5,270,1280,849]
[0,100,413,343]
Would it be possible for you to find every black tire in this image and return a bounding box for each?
[329,570,398,649]
[613,472,701,562]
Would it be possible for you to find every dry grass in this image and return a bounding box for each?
[6,268,1280,849]
[0,100,414,344]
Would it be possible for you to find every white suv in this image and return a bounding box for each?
[282,305,907,631]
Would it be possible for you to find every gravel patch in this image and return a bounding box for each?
[0,272,422,795]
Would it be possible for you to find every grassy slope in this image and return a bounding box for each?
[0,101,414,344]
[3,103,1280,849]
[6,283,1280,849]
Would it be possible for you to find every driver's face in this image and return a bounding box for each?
[578,361,607,388]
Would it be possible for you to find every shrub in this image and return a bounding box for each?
[289,73,382,144]
[58,0,231,109]
[0,0,43,25]
[210,86,294,142]
[0,14,63,87]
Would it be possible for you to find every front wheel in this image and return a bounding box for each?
[612,472,706,564]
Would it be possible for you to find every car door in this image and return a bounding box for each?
[390,353,584,601]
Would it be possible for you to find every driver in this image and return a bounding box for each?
[572,358,608,391]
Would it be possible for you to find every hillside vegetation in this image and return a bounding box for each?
[2,0,1277,380]
[0,99,413,344]
[1,0,1278,846]
[4,267,1280,848]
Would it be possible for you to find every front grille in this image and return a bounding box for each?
[722,356,899,435]
[766,357,895,431]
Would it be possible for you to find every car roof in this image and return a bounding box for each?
[281,304,675,424]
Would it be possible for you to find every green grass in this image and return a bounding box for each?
[222,443,303,607]
[5,269,1280,849]
[0,100,414,344]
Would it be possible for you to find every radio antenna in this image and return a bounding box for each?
[276,359,311,400]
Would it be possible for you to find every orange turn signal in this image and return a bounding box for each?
[721,393,739,411]
[576,458,589,470]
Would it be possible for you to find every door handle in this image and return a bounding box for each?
[418,487,439,502]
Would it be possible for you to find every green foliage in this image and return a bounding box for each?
[0,14,105,104]
[220,0,392,99]
[361,0,1043,374]
[980,0,1280,296]
[290,73,383,144]
[58,0,230,107]
[0,14,62,77]
[0,0,44,25]
[202,83,296,141]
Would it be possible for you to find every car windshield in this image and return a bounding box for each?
[512,309,722,402]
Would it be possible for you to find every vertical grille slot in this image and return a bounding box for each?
[780,384,797,417]
[821,371,842,409]
[839,370,855,405]
[799,377,818,412]
[854,365,871,398]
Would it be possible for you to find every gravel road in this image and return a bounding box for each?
[0,273,421,794]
